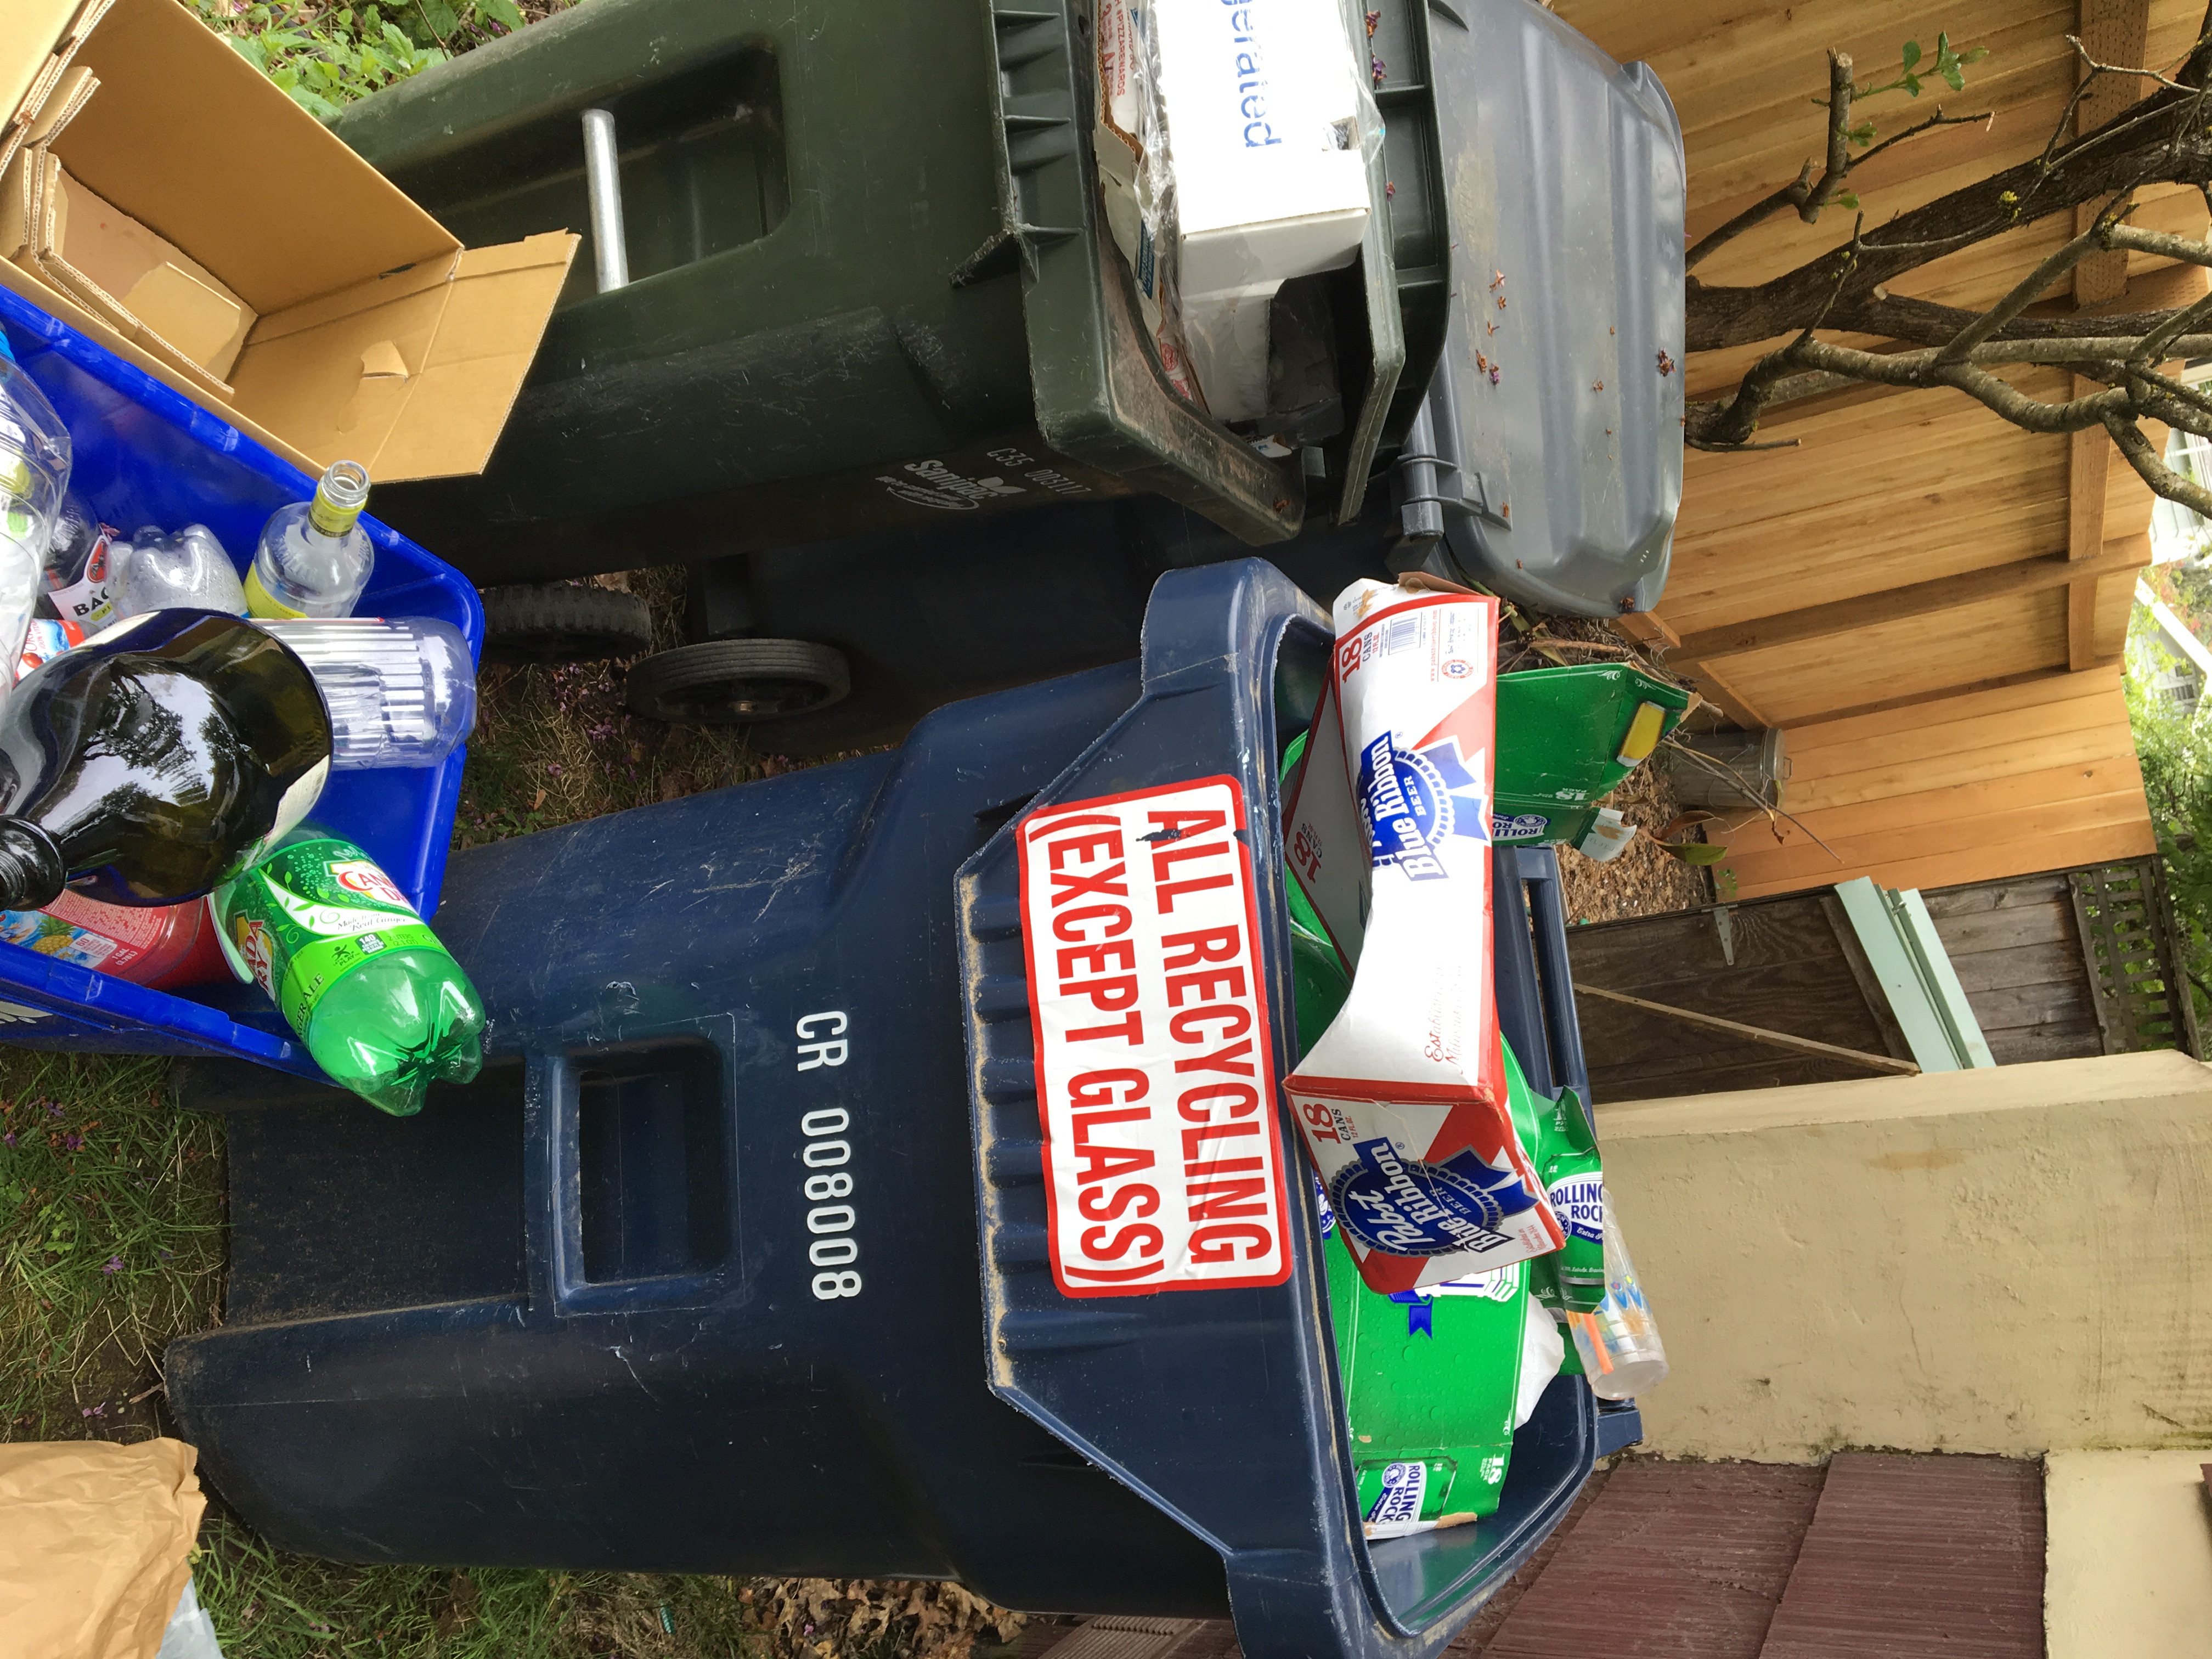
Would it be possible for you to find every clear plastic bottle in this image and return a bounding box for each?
[37,490,119,629]
[256,617,476,768]
[113,523,247,618]
[0,336,72,687]
[212,827,486,1116]
[246,459,374,619]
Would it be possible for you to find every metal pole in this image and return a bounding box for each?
[582,108,630,294]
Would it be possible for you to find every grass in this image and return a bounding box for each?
[186,1543,1031,1659]
[0,1050,224,1441]
[191,1522,765,1658]
[452,571,808,846]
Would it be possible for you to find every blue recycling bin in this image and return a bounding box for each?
[167,561,1605,1659]
[0,286,481,1073]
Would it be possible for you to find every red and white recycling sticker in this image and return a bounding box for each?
[1015,777,1292,1297]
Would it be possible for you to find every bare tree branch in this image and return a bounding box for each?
[1685,54,1859,272]
[1809,51,1855,222]
[2107,408,2212,515]
[1681,21,2212,518]
[1934,221,2111,365]
[1686,63,2212,351]
[1685,163,1816,275]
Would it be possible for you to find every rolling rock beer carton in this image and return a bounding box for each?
[1284,579,1564,1295]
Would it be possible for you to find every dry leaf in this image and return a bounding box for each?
[1658,809,1720,842]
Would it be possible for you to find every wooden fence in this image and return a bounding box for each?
[1566,859,2197,1102]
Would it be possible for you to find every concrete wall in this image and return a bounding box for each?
[2046,1450,2212,1659]
[1602,1049,2212,1462]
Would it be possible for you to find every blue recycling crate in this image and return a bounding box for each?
[0,284,483,1074]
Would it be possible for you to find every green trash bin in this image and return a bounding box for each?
[330,0,1452,585]
[1491,663,1691,848]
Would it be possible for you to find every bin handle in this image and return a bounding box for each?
[582,109,630,294]
[522,1048,585,1314]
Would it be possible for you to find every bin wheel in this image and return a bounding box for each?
[625,639,851,724]
[480,584,655,664]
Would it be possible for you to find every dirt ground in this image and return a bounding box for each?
[1555,760,1713,925]
[1494,608,1714,927]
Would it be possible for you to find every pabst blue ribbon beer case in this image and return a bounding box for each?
[1285,580,1564,1295]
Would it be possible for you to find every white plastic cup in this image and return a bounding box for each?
[1565,1201,1669,1400]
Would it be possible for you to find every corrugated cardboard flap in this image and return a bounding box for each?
[63,0,454,314]
[0,0,577,483]
[227,230,576,482]
[0,0,107,178]
[32,164,235,396]
[375,232,577,480]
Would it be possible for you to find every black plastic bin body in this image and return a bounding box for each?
[167,561,1601,1658]
[684,487,1418,757]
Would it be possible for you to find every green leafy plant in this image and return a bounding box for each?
[193,0,548,119]
[2124,605,2212,1024]
[1851,34,1988,111]
[1811,33,1989,209]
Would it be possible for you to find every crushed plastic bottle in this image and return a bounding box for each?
[212,827,485,1116]
[114,523,247,618]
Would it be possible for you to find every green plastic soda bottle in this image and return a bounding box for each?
[212,827,485,1115]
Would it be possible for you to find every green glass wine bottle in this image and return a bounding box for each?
[0,608,331,909]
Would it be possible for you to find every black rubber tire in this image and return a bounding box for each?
[624,638,852,725]
[480,583,655,664]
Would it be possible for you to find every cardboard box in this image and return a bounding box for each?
[1148,0,1369,420]
[1284,581,1564,1296]
[0,0,575,482]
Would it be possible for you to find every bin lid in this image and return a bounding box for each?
[1396,2,1686,618]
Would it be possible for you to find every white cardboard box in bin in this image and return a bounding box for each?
[1150,0,1370,421]
[0,0,576,483]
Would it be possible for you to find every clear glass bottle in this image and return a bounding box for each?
[246,459,374,619]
